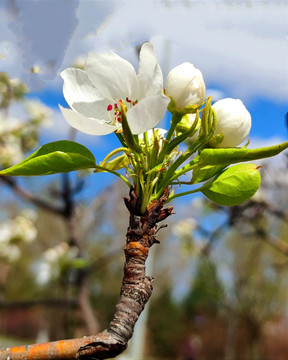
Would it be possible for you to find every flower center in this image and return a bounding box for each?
[106,97,137,124]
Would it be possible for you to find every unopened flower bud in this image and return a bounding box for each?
[212,98,251,147]
[165,62,205,114]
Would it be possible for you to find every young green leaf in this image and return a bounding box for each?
[96,153,129,172]
[202,163,261,206]
[198,141,288,166]
[191,164,227,184]
[0,140,96,176]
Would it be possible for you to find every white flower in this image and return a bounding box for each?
[0,243,21,262]
[172,217,197,238]
[60,43,170,135]
[25,99,53,126]
[0,136,23,167]
[165,62,205,113]
[36,243,78,285]
[14,215,37,243]
[212,98,251,147]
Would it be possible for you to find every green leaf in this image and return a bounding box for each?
[0,140,96,176]
[96,153,129,172]
[198,141,288,166]
[202,163,261,206]
[191,163,227,184]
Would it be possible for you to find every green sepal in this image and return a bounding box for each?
[121,105,142,154]
[183,105,201,114]
[199,97,212,137]
[0,140,96,176]
[208,132,224,147]
[176,111,200,135]
[167,97,176,114]
[201,163,261,206]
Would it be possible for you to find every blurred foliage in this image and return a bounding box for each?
[1,72,288,360]
[183,256,224,317]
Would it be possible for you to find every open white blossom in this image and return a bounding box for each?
[0,210,37,262]
[60,43,170,135]
[212,98,251,147]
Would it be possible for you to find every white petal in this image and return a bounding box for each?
[71,97,111,119]
[61,68,103,109]
[138,43,164,98]
[127,94,170,135]
[85,51,139,101]
[59,105,116,135]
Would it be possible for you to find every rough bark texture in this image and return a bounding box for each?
[0,187,174,360]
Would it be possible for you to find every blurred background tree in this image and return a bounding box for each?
[1,71,288,360]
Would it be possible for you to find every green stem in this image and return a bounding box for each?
[115,132,127,147]
[166,112,182,141]
[157,112,182,164]
[156,142,202,197]
[167,183,209,203]
[94,165,131,187]
[140,173,151,214]
[102,147,129,164]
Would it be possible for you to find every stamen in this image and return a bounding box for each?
[108,98,137,126]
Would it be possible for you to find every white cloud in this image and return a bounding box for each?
[0,0,287,103]
[88,0,287,104]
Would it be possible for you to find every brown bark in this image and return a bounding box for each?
[0,186,173,360]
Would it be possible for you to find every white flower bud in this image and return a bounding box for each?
[165,62,206,113]
[212,98,251,147]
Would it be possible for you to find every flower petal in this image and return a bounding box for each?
[59,105,116,135]
[71,97,111,119]
[61,68,103,109]
[127,94,170,135]
[138,43,164,98]
[85,51,139,101]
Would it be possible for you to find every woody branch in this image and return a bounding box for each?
[0,187,174,360]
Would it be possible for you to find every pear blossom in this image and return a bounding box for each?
[165,62,205,113]
[60,43,170,135]
[212,98,251,147]
[36,243,78,285]
[172,217,197,238]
